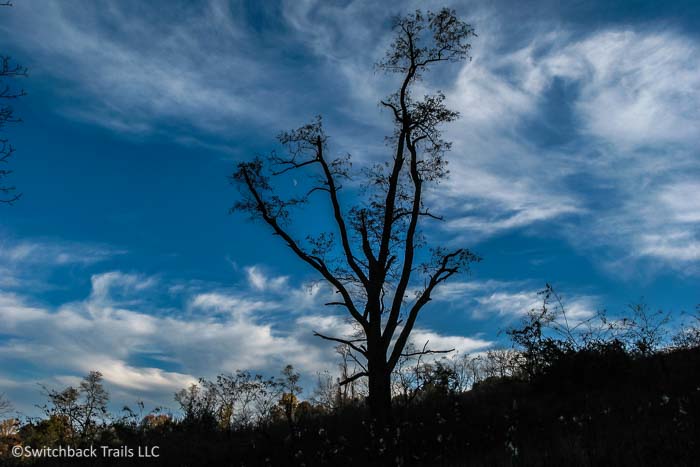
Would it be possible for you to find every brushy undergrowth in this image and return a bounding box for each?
[2,344,698,466]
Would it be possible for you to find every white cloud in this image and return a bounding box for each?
[568,31,700,149]
[6,1,697,275]
[0,266,487,415]
[89,271,156,303]
[475,291,542,318]
[2,0,312,139]
[0,237,122,267]
[577,177,700,275]
[0,237,126,294]
[189,292,275,319]
[437,25,700,275]
[409,330,492,355]
[79,357,196,393]
[638,232,700,263]
[283,5,700,275]
[475,287,597,328]
[429,279,598,324]
[658,182,700,224]
[245,266,289,292]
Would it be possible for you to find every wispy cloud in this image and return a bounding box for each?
[3,0,320,140]
[438,26,700,276]
[430,279,598,323]
[278,1,700,276]
[0,266,488,415]
[0,237,123,266]
[0,236,126,292]
[2,0,697,285]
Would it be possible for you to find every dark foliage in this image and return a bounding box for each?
[2,339,698,466]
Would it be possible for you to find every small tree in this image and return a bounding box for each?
[206,371,280,428]
[481,348,523,379]
[175,369,287,429]
[277,365,302,426]
[174,382,218,430]
[672,305,700,349]
[614,302,670,356]
[39,371,110,442]
[0,393,11,417]
[232,8,477,426]
[506,285,577,378]
[1,3,27,204]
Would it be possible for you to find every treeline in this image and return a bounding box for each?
[1,293,699,466]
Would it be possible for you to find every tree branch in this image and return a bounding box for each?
[388,249,476,370]
[380,100,402,122]
[401,348,454,358]
[382,133,423,348]
[315,136,370,288]
[338,371,367,386]
[313,331,367,356]
[237,165,368,330]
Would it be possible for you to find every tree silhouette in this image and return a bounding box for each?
[0,392,11,417]
[232,8,477,426]
[0,2,27,204]
[40,371,110,442]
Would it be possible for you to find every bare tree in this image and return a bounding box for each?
[450,353,486,391]
[392,341,455,405]
[336,343,366,403]
[1,3,27,204]
[614,302,671,356]
[313,344,369,411]
[0,393,12,417]
[672,305,700,349]
[481,348,523,379]
[232,8,477,426]
[203,371,281,428]
[175,368,297,429]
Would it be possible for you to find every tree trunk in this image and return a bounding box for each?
[367,359,392,429]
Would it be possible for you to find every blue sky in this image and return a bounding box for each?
[0,0,698,415]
